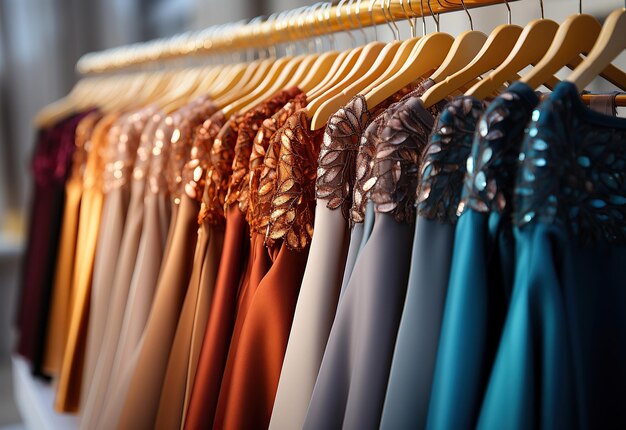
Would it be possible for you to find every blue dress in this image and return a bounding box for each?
[477,81,626,430]
[427,82,540,430]
[381,96,485,430]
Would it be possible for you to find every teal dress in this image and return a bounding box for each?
[477,82,626,429]
[427,83,540,430]
[381,96,485,430]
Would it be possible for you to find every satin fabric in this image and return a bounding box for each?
[427,83,539,430]
[55,112,119,412]
[16,112,89,377]
[43,112,101,375]
[184,205,249,430]
[381,96,484,430]
[339,201,374,295]
[478,82,626,429]
[79,109,158,430]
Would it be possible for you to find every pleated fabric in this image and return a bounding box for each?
[43,112,101,375]
[427,83,539,430]
[478,82,626,429]
[380,96,484,429]
[55,112,119,412]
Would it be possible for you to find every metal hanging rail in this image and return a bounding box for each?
[76,0,519,75]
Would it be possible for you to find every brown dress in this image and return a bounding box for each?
[44,112,101,376]
[183,88,302,430]
[213,108,323,430]
[55,112,119,412]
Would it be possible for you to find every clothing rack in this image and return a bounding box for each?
[76,0,520,75]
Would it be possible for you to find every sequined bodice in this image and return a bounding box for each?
[249,93,308,234]
[266,109,324,250]
[71,112,102,182]
[225,87,302,214]
[351,79,445,224]
[166,95,217,203]
[457,83,539,216]
[417,96,486,224]
[316,85,415,221]
[102,106,157,194]
[515,82,626,244]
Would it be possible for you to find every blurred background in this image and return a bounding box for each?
[0,0,623,428]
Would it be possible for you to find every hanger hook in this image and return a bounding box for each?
[503,0,511,24]
[323,2,336,50]
[460,0,473,30]
[579,0,582,14]
[337,0,357,47]
[355,0,370,43]
[367,0,379,41]
[400,0,417,38]
[419,0,427,35]
[348,0,367,45]
[539,0,544,19]
[385,0,401,40]
[426,0,440,32]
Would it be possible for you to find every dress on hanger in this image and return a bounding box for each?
[154,109,227,430]
[380,96,485,430]
[43,111,101,376]
[17,111,90,377]
[270,85,415,430]
[55,111,120,412]
[81,105,157,422]
[180,87,302,430]
[213,108,322,430]
[427,82,540,430]
[109,95,217,430]
[303,80,446,430]
[477,82,626,429]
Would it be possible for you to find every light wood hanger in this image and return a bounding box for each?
[567,7,626,92]
[421,24,523,107]
[467,18,560,98]
[307,47,364,99]
[298,51,340,92]
[213,59,273,106]
[367,0,488,109]
[521,12,626,91]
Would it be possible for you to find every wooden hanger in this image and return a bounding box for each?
[567,8,626,92]
[298,51,340,92]
[521,12,626,90]
[421,23,523,108]
[307,47,365,99]
[213,59,273,107]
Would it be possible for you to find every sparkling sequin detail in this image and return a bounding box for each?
[183,111,226,202]
[317,85,415,221]
[166,95,217,203]
[225,87,302,213]
[417,96,486,223]
[133,112,163,182]
[515,83,626,244]
[352,79,444,224]
[202,114,243,225]
[267,109,323,250]
[102,106,157,193]
[249,93,307,234]
[458,88,538,216]
[147,111,181,195]
[71,112,102,181]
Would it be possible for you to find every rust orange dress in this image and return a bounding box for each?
[183,87,301,430]
[212,108,323,430]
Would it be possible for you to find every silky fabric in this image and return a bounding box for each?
[271,91,414,430]
[478,82,626,429]
[155,110,226,430]
[183,88,302,430]
[113,96,216,430]
[93,109,181,430]
[427,83,539,430]
[381,96,485,430]
[213,109,321,430]
[79,108,158,430]
[55,112,119,412]
[17,112,88,377]
[339,200,374,295]
[303,81,444,430]
[43,112,101,375]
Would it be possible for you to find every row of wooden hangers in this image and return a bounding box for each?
[36,0,626,130]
